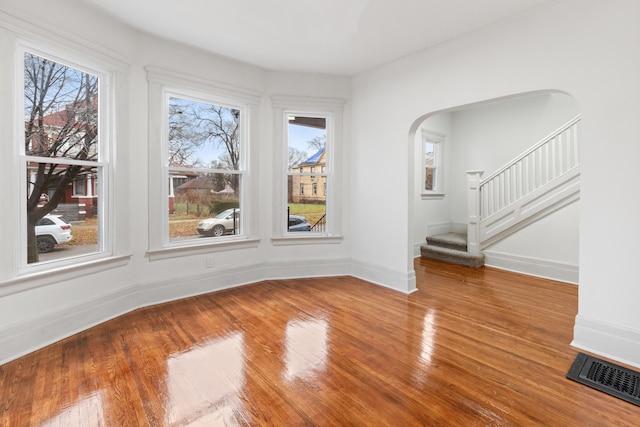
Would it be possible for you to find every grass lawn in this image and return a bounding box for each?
[288,203,326,225]
[173,202,211,217]
[59,216,204,246]
[57,203,326,246]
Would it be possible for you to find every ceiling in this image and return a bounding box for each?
[81,0,553,76]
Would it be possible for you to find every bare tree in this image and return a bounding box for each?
[288,147,308,170]
[24,53,98,263]
[173,101,241,192]
[196,106,240,171]
[168,101,201,165]
[307,134,326,151]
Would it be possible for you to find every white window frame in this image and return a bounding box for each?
[146,67,260,260]
[270,96,344,244]
[165,91,247,240]
[17,42,114,273]
[421,129,446,200]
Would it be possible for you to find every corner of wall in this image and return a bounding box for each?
[572,314,640,370]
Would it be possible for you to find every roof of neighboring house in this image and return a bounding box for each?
[301,147,325,166]
[42,109,71,127]
[176,177,215,190]
[41,98,99,128]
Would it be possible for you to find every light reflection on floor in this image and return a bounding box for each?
[284,318,329,382]
[165,333,246,426]
[39,392,106,427]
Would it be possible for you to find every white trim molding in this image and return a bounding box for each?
[1,257,418,365]
[350,259,417,294]
[483,250,579,284]
[573,315,640,370]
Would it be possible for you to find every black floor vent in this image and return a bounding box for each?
[567,352,640,407]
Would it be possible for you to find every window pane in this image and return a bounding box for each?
[287,180,326,233]
[24,53,99,161]
[425,167,435,191]
[286,115,327,234]
[24,51,102,265]
[287,116,326,172]
[26,162,100,264]
[169,172,241,241]
[168,97,240,168]
[424,142,435,167]
[167,95,243,243]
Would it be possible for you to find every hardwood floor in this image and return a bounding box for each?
[1,258,639,426]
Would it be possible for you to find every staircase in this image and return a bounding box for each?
[421,115,581,268]
[420,232,485,268]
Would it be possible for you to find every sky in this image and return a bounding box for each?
[288,122,326,160]
[168,96,326,166]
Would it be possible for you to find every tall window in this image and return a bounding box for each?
[21,49,108,265]
[422,129,445,198]
[166,95,245,242]
[271,95,343,240]
[287,115,328,234]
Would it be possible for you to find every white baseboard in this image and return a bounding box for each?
[483,250,578,284]
[0,257,411,365]
[413,241,422,258]
[136,257,354,308]
[572,315,640,369]
[350,259,417,294]
[0,285,140,365]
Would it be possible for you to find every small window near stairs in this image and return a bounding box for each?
[422,129,445,199]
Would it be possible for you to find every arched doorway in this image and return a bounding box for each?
[408,91,581,283]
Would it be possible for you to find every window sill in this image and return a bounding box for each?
[421,192,445,200]
[1,254,133,298]
[147,237,261,261]
[271,235,344,246]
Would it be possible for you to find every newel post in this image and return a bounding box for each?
[466,170,484,255]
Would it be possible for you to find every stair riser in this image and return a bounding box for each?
[425,239,467,252]
[420,246,485,268]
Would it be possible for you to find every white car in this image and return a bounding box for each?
[36,214,73,253]
[197,208,240,237]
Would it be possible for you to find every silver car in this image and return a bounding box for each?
[197,208,240,237]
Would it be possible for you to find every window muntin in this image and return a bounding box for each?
[286,115,328,234]
[21,50,108,266]
[166,95,245,243]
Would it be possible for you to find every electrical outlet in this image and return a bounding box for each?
[205,256,215,268]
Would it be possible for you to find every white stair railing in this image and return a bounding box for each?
[467,115,581,254]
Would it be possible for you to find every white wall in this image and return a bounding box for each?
[448,93,580,223]
[2,0,640,370]
[0,0,353,364]
[351,0,640,367]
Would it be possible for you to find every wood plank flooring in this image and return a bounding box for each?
[2,258,640,426]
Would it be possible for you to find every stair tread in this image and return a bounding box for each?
[420,244,485,268]
[426,233,468,251]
